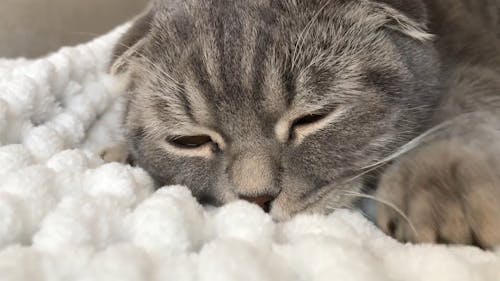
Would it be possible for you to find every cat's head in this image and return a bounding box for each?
[111,0,439,220]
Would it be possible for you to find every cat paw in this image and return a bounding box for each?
[99,144,130,164]
[375,140,500,248]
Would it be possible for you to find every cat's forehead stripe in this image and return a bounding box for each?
[213,3,245,97]
[181,2,287,126]
[146,0,397,131]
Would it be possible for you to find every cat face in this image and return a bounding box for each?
[113,0,440,220]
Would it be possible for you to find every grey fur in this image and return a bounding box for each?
[110,0,500,246]
[375,0,500,248]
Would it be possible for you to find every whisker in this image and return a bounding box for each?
[134,57,183,93]
[354,206,372,221]
[361,120,452,170]
[110,38,184,94]
[291,0,330,70]
[324,205,347,214]
[328,200,373,219]
[343,118,459,184]
[342,191,418,237]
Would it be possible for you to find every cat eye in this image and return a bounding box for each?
[287,113,329,141]
[169,135,213,148]
[291,113,327,128]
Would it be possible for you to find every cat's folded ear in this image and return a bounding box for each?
[109,3,157,75]
[375,0,428,23]
[369,0,433,41]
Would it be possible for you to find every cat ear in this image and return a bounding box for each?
[109,4,156,75]
[375,0,428,23]
[369,0,433,41]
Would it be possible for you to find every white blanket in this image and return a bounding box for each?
[0,25,499,281]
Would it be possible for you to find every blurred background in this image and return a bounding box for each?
[0,0,148,58]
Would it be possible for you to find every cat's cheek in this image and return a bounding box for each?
[210,171,240,206]
[269,175,312,221]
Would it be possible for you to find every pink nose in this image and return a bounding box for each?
[240,195,275,212]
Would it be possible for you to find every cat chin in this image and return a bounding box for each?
[269,181,363,221]
[269,197,341,222]
[268,206,292,222]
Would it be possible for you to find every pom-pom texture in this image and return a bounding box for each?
[0,25,499,281]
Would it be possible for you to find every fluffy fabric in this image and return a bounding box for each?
[0,25,499,281]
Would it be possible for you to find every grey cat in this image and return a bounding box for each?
[106,0,500,248]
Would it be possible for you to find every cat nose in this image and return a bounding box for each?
[240,194,276,212]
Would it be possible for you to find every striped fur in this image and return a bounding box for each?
[110,0,500,247]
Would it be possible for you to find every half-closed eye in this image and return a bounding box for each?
[291,113,328,129]
[289,113,328,140]
[279,105,347,144]
[169,135,213,149]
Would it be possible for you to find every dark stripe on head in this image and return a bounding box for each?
[283,70,297,107]
[189,48,218,101]
[250,6,279,99]
[177,82,195,121]
[363,68,406,99]
[188,47,220,124]
[212,1,245,100]
[251,28,273,98]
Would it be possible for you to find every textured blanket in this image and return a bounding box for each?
[0,25,499,281]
